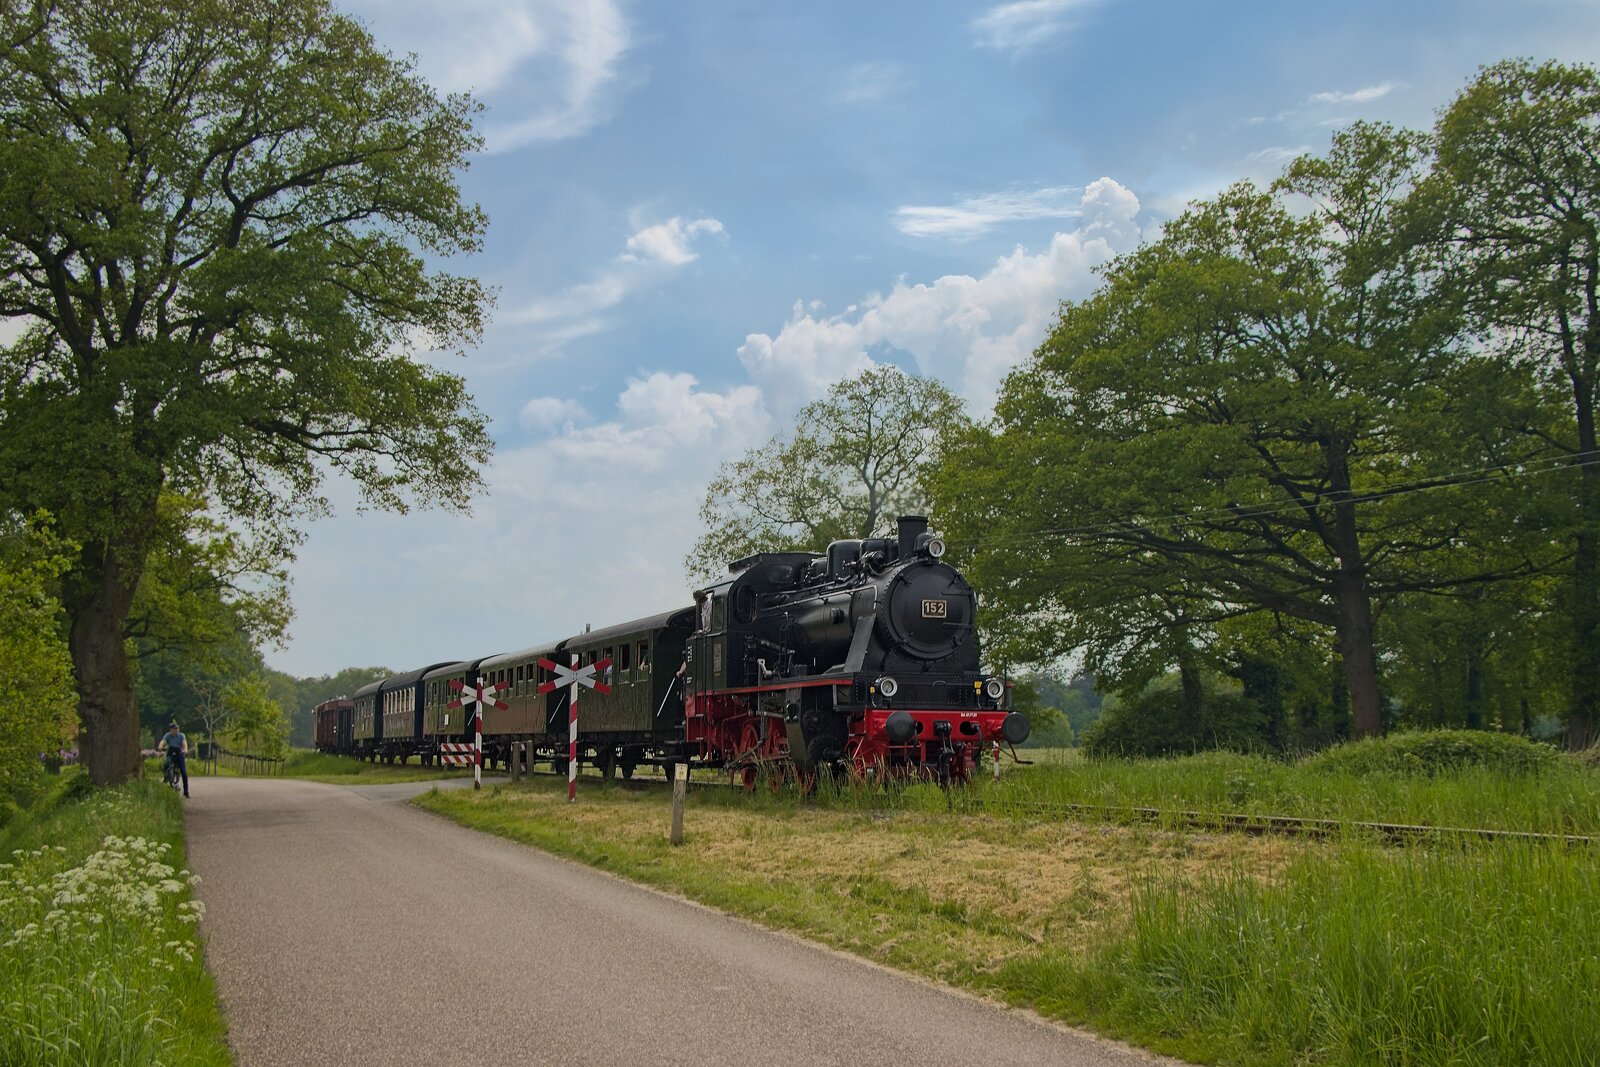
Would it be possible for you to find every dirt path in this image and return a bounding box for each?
[184,776,1177,1066]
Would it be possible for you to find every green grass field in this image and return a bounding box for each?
[418,735,1600,1066]
[0,772,230,1067]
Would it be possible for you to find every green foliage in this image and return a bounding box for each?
[1301,729,1559,778]
[1435,59,1600,747]
[214,673,288,758]
[0,0,493,783]
[687,365,968,581]
[0,515,76,795]
[0,778,229,1066]
[936,121,1540,742]
[1080,682,1268,759]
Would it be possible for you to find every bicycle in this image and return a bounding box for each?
[163,750,183,793]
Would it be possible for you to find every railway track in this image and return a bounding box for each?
[978,800,1595,847]
[505,765,1592,846]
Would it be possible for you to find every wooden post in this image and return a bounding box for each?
[670,762,687,845]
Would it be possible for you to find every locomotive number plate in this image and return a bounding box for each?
[922,599,948,619]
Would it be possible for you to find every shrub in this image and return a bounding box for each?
[1300,729,1558,777]
[1081,686,1269,759]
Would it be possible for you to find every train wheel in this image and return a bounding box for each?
[740,765,758,792]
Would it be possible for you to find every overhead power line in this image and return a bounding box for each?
[946,449,1600,555]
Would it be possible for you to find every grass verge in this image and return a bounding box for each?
[418,771,1600,1065]
[0,772,230,1066]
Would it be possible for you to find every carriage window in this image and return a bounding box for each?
[711,597,725,631]
[619,643,632,673]
[638,641,650,672]
[602,647,614,684]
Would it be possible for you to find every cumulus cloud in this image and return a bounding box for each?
[740,178,1144,413]
[544,373,768,470]
[1309,82,1397,105]
[971,0,1101,53]
[621,217,726,266]
[894,185,1086,239]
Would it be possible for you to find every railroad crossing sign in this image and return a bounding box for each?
[537,656,611,803]
[445,679,507,790]
[536,658,613,695]
[446,679,509,711]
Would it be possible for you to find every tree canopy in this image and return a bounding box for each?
[1435,59,1600,746]
[936,122,1538,739]
[0,0,492,783]
[687,365,966,581]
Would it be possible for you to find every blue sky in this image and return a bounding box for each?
[272,0,1600,677]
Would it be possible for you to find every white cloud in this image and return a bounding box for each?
[971,0,1100,53]
[502,215,725,344]
[519,396,589,433]
[621,217,726,266]
[544,373,768,470]
[831,62,913,106]
[1309,82,1397,105]
[1245,145,1311,166]
[741,178,1145,413]
[346,0,631,151]
[895,184,1087,239]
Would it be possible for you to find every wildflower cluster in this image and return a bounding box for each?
[1,830,210,1062]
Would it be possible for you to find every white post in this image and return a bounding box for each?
[992,740,1001,782]
[568,654,579,802]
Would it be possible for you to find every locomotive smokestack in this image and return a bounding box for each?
[897,515,928,558]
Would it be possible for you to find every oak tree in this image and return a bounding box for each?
[0,0,492,784]
[938,124,1536,739]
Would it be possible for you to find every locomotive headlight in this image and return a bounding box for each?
[926,536,946,558]
[877,676,899,699]
[984,677,1005,701]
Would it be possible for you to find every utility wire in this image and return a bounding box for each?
[945,449,1600,555]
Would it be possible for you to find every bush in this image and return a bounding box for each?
[1300,729,1558,777]
[1081,686,1269,759]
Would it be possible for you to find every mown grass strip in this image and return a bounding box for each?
[0,773,230,1067]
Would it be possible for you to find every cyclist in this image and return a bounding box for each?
[160,721,190,798]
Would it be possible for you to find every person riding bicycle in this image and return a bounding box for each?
[161,721,190,798]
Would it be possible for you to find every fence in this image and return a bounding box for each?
[207,743,286,777]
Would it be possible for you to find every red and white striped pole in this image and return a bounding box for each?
[475,700,484,790]
[568,654,579,802]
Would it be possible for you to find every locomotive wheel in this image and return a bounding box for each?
[620,761,636,780]
[740,765,758,792]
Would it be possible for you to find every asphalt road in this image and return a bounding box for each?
[184,776,1179,1067]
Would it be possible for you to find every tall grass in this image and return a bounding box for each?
[0,774,228,1066]
[981,749,1600,835]
[1035,840,1600,1065]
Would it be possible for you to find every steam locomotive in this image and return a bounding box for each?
[313,516,1029,785]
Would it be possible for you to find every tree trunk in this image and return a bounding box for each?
[65,533,150,786]
[1569,486,1600,750]
[1335,573,1383,738]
